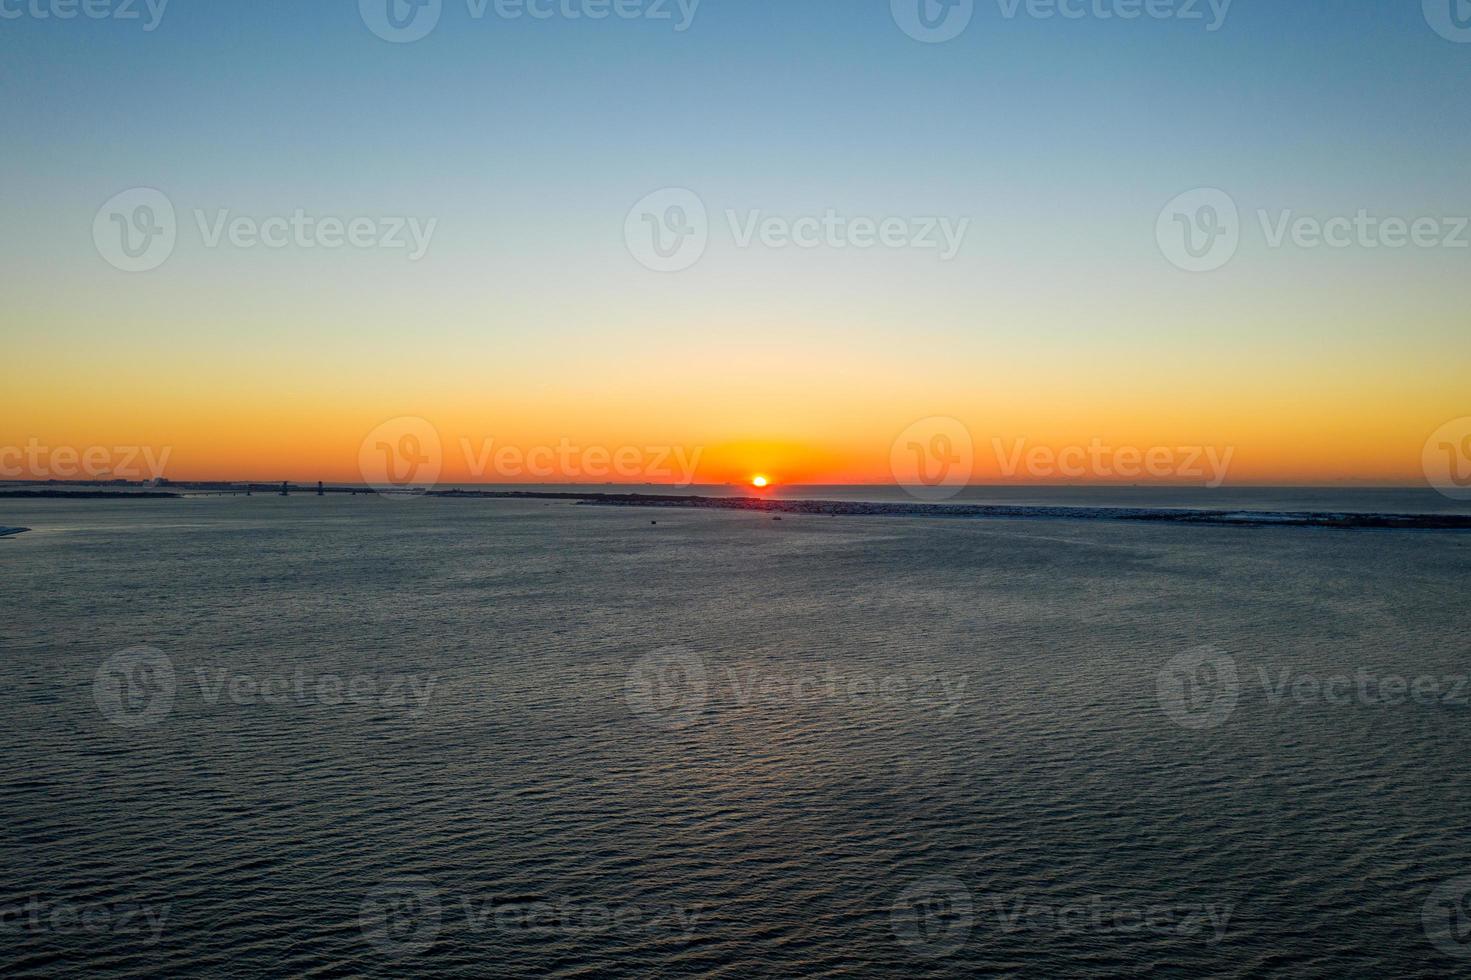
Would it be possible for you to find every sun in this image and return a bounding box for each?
[751,475,769,488]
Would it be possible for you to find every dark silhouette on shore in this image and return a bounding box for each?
[5,484,1469,530]
[424,489,1471,530]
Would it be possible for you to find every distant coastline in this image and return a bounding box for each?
[6,485,1470,530]
[425,489,1471,530]
[0,490,179,499]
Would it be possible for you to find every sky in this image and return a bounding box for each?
[3,0,1470,486]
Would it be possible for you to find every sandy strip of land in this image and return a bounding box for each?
[424,490,1471,530]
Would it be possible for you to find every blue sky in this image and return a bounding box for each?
[5,1,1467,217]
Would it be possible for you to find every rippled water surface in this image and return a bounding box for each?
[3,496,1471,977]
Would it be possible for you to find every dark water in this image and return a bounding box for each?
[3,495,1471,977]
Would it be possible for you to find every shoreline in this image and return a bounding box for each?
[425,490,1471,530]
[5,487,1469,530]
[0,490,180,499]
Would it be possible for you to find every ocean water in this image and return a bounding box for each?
[2,495,1471,977]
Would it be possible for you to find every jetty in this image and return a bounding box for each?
[423,489,1471,530]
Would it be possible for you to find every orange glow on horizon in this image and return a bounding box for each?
[3,362,1467,488]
